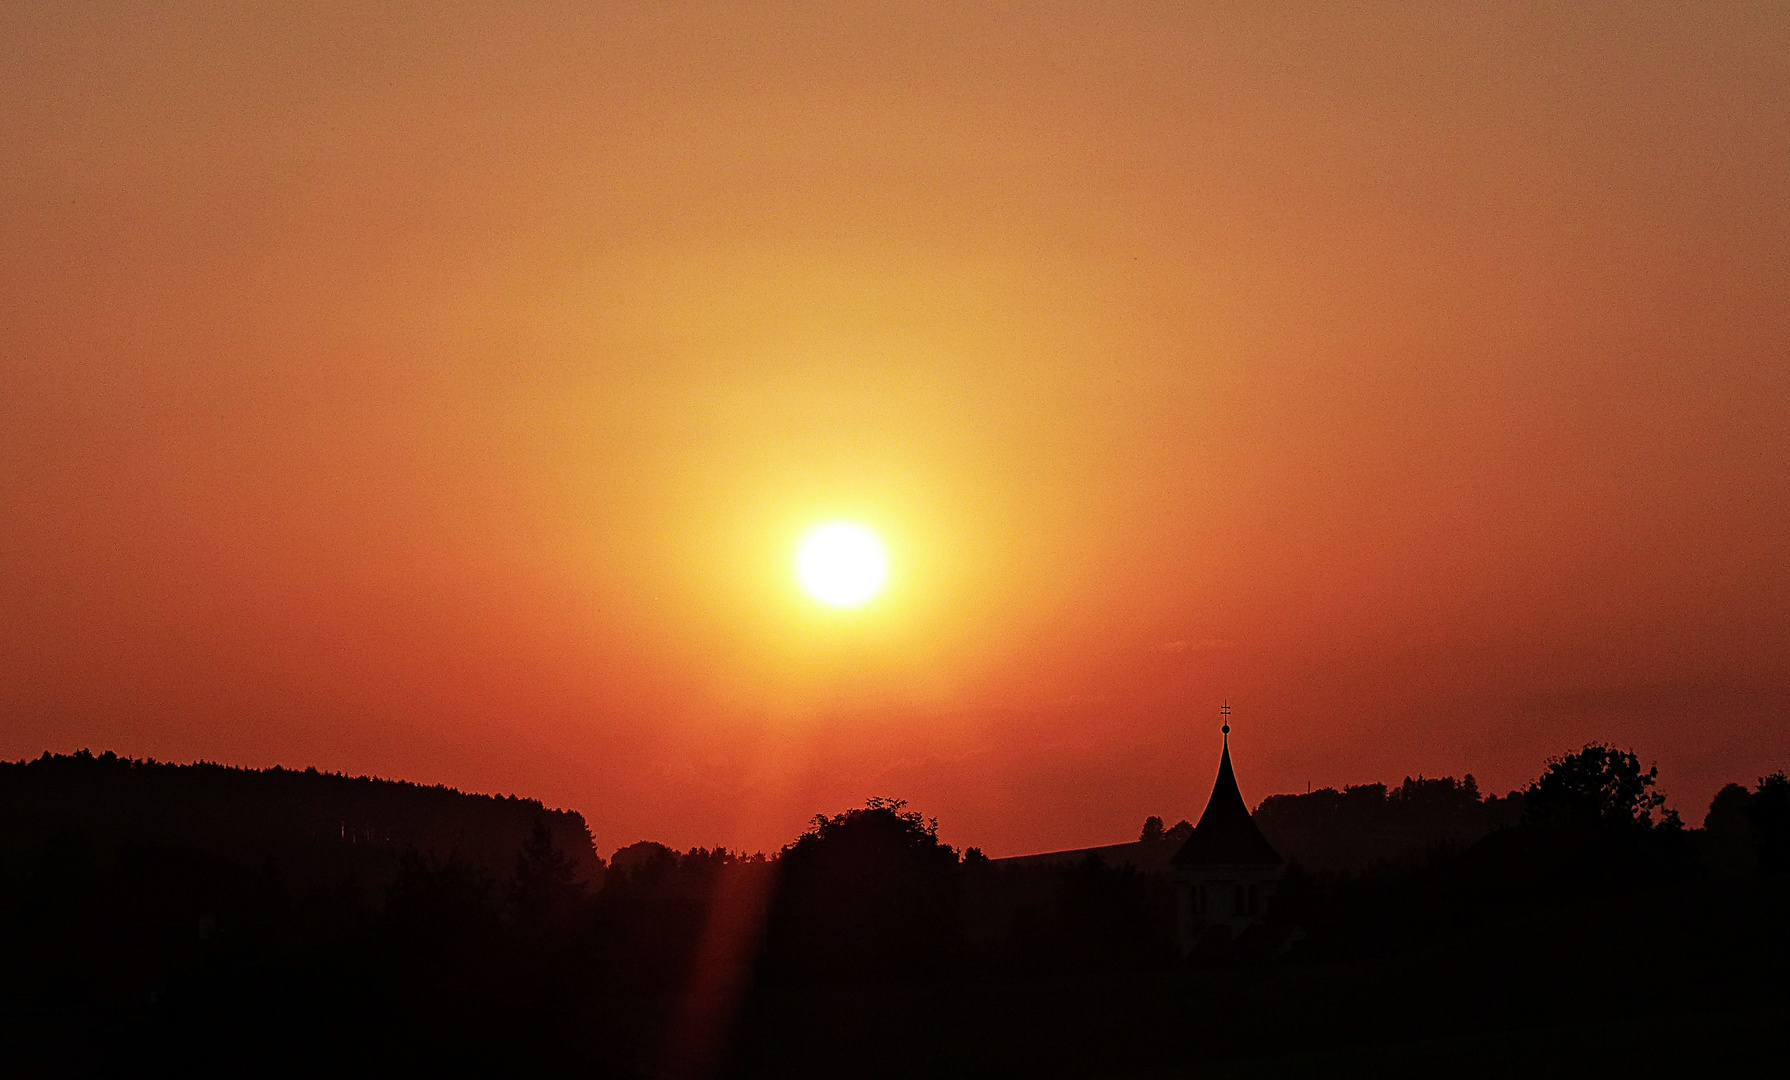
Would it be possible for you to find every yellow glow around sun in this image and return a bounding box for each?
[795,522,888,608]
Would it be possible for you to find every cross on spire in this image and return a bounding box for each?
[1220,700,1231,744]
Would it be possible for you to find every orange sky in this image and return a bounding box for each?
[3,2,1787,855]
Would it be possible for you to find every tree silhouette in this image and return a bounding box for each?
[1746,772,1790,874]
[1523,744,1667,829]
[765,797,961,979]
[510,818,585,930]
[1706,782,1753,836]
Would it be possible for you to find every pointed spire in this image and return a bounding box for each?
[1204,738,1247,826]
[1171,701,1283,868]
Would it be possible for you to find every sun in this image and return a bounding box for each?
[795,522,888,608]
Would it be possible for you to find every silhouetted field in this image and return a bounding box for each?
[2,749,1786,1077]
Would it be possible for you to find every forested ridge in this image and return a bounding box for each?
[0,750,602,893]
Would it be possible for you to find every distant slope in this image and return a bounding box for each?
[0,750,602,892]
[992,836,1184,875]
[1253,776,1524,874]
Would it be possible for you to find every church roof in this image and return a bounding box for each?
[1170,738,1284,868]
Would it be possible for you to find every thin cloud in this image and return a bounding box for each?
[1151,638,1234,655]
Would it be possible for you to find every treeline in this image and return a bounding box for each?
[0,790,1172,1075]
[1256,747,1782,963]
[1706,774,1790,876]
[1249,749,1790,883]
[1253,774,1524,874]
[3,747,1788,1077]
[0,749,602,895]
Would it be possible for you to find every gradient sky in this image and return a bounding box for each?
[4,2,1787,856]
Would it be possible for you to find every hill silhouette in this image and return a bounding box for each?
[0,750,602,895]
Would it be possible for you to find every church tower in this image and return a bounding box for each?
[1170,703,1285,952]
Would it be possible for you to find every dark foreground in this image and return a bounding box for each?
[727,881,1789,1078]
[10,876,1784,1078]
[4,751,1787,1077]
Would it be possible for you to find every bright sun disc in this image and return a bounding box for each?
[795,522,888,608]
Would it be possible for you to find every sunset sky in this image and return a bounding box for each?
[4,2,1787,856]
